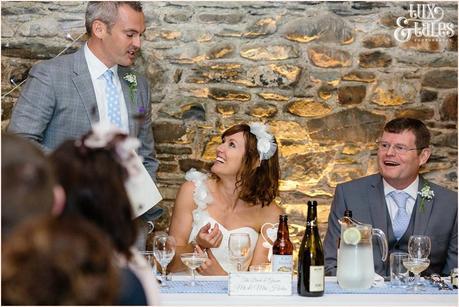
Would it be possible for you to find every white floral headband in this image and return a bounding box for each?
[248,122,277,161]
[76,121,142,178]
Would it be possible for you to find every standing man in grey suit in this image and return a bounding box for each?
[8,2,162,244]
[324,118,457,277]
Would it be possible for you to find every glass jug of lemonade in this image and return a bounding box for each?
[337,217,388,289]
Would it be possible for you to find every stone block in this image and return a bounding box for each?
[238,64,301,88]
[181,103,206,121]
[242,17,277,38]
[216,103,239,116]
[379,12,397,28]
[269,121,309,141]
[422,70,458,89]
[240,45,298,61]
[179,159,212,172]
[158,163,178,173]
[338,85,366,105]
[420,89,438,102]
[286,98,332,117]
[207,44,235,59]
[160,30,181,41]
[306,108,386,143]
[208,88,251,101]
[395,108,435,121]
[362,33,395,48]
[198,13,243,24]
[153,121,188,144]
[371,78,417,106]
[318,84,337,100]
[164,12,193,24]
[440,93,458,121]
[156,145,192,155]
[258,92,289,101]
[359,51,392,68]
[447,34,457,51]
[342,70,376,83]
[401,37,446,53]
[282,14,353,44]
[248,103,278,118]
[202,135,221,161]
[308,46,352,68]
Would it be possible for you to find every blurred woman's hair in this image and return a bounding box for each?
[50,136,137,259]
[2,134,56,238]
[219,123,280,207]
[1,216,119,305]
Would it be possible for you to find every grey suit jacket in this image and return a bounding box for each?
[8,47,158,179]
[324,173,458,276]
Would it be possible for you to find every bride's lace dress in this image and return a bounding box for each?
[186,169,259,273]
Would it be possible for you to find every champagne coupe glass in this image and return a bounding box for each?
[228,233,251,272]
[153,233,176,287]
[180,252,208,286]
[402,257,430,292]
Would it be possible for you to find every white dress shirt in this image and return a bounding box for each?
[383,176,419,223]
[84,43,129,132]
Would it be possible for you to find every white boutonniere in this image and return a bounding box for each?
[418,183,434,212]
[123,73,138,104]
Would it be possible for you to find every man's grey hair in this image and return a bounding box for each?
[85,1,143,36]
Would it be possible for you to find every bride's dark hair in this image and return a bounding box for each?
[220,123,280,207]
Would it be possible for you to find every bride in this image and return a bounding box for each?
[168,123,283,275]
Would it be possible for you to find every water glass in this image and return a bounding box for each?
[390,252,409,287]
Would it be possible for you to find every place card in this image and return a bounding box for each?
[228,272,292,296]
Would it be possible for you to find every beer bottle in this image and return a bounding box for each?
[271,214,294,272]
[298,200,324,296]
[337,209,353,250]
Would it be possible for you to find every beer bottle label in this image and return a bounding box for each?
[271,255,293,272]
[309,266,324,291]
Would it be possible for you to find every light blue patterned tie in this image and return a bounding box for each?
[390,191,411,241]
[103,70,122,128]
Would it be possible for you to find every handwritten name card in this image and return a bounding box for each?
[228,272,292,296]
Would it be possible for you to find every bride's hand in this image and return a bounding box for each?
[196,248,227,276]
[195,223,223,248]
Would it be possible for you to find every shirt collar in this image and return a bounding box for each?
[84,43,118,79]
[383,176,419,200]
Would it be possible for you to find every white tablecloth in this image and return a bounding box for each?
[159,276,458,306]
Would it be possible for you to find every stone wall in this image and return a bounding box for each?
[2,2,458,250]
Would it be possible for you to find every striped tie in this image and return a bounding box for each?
[103,70,122,128]
[390,191,411,241]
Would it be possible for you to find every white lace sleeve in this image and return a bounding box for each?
[185,168,213,228]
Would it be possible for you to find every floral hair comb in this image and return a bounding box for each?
[248,122,277,161]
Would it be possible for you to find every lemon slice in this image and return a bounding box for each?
[343,227,361,245]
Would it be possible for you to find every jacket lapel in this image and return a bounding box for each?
[72,47,99,123]
[413,176,433,235]
[369,174,389,237]
[118,67,137,136]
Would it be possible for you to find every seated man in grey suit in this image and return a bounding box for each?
[324,117,457,277]
[8,2,162,245]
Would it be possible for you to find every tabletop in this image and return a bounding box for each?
[158,276,458,306]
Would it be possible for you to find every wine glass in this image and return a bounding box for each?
[406,235,431,290]
[408,235,431,259]
[153,233,176,287]
[180,252,208,286]
[403,257,430,292]
[228,233,251,272]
